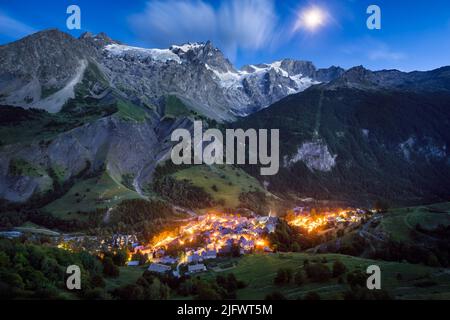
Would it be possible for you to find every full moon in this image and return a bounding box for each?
[294,7,327,31]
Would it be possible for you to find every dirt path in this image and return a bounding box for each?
[103,208,112,224]
[403,210,439,242]
[313,89,324,139]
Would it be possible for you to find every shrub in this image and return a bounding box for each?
[294,270,305,286]
[274,268,294,285]
[305,263,332,282]
[332,260,347,277]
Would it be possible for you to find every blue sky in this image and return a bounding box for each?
[1,0,449,71]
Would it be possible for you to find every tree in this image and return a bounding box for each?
[113,284,144,300]
[305,263,331,282]
[332,260,347,277]
[91,274,106,288]
[274,268,294,285]
[196,285,222,300]
[178,278,195,296]
[145,278,170,300]
[0,251,10,268]
[426,253,441,267]
[294,270,305,286]
[215,273,246,298]
[112,250,128,267]
[346,270,367,288]
[102,257,120,278]
[40,257,63,282]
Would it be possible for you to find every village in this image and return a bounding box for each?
[0,207,374,278]
[140,213,278,277]
[130,208,373,278]
[286,207,373,236]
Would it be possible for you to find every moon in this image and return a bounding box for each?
[294,6,327,32]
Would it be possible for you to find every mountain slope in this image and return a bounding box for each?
[1,29,449,208]
[0,29,343,121]
[234,83,450,205]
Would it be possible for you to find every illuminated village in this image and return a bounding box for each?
[286,207,370,234]
[140,213,278,277]
[128,208,373,277]
[0,206,374,278]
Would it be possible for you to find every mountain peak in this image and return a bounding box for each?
[323,65,381,90]
[14,28,74,44]
[79,31,118,46]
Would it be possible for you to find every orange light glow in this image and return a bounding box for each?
[287,209,362,233]
[139,212,273,256]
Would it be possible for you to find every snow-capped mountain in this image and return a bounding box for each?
[101,41,346,119]
[0,29,345,121]
[1,29,449,205]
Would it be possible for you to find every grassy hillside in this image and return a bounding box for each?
[164,95,192,118]
[115,100,149,122]
[43,171,142,220]
[381,202,450,243]
[15,221,61,236]
[0,105,116,146]
[104,266,148,291]
[172,165,265,208]
[201,253,450,300]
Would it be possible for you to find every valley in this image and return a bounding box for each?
[0,29,449,301]
[1,202,449,300]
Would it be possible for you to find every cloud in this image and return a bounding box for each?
[341,38,406,63]
[368,45,406,62]
[129,0,279,59]
[0,12,36,39]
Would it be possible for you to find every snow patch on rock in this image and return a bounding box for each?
[206,60,318,94]
[399,137,416,160]
[171,43,204,53]
[361,129,370,138]
[105,44,182,64]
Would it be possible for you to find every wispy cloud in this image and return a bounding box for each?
[0,12,36,39]
[129,0,279,60]
[341,37,406,65]
[368,45,406,62]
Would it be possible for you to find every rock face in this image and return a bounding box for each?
[285,140,337,172]
[0,30,92,112]
[99,41,343,120]
[1,29,450,205]
[0,29,344,121]
[0,114,192,202]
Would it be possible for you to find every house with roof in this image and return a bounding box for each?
[188,264,207,274]
[148,263,172,274]
[187,252,202,263]
[159,256,178,265]
[202,249,217,260]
